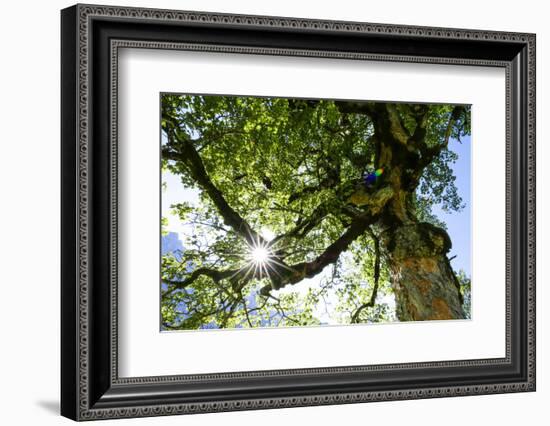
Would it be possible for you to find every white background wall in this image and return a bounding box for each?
[0,0,546,424]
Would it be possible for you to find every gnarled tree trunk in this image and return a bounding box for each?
[383,222,464,321]
[353,102,467,322]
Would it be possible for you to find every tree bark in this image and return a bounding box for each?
[383,222,464,321]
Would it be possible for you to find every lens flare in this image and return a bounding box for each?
[251,246,270,263]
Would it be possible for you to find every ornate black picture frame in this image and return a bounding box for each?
[61,4,536,421]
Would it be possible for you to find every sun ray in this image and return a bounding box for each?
[268,258,296,272]
[239,263,256,283]
[260,261,270,280]
[264,261,283,279]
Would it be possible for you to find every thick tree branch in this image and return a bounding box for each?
[443,106,466,147]
[335,102,409,146]
[258,185,393,296]
[287,176,335,203]
[273,178,363,247]
[260,215,375,296]
[384,104,411,146]
[334,101,376,116]
[163,129,299,283]
[163,131,265,247]
[163,267,240,291]
[407,104,430,149]
[271,204,331,247]
[422,105,466,163]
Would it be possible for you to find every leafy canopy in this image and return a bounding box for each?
[160,94,471,329]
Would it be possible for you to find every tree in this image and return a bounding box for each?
[160,94,471,329]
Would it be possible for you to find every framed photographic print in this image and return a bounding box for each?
[61,4,536,421]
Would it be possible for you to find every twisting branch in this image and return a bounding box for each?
[334,101,376,116]
[351,228,381,324]
[162,267,240,292]
[261,215,375,296]
[162,120,299,283]
[162,129,266,248]
[407,104,430,149]
[287,176,336,203]
[258,185,393,296]
[443,106,466,146]
[335,102,410,146]
[271,203,331,246]
[384,104,411,145]
[273,177,370,247]
[422,105,466,163]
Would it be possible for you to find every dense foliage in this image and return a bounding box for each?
[160,95,471,330]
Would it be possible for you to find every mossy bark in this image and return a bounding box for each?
[383,222,464,321]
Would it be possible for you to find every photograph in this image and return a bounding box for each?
[160,94,472,331]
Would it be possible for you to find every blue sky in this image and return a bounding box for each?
[432,135,471,276]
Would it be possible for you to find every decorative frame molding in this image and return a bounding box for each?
[61,3,535,421]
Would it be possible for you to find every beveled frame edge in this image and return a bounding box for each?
[61,3,536,421]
